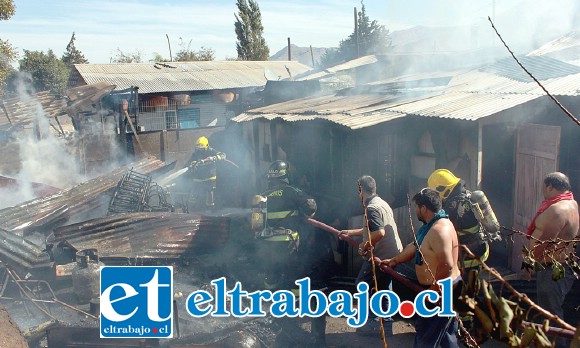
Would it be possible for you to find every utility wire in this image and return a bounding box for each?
[488,16,580,127]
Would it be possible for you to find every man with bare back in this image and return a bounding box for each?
[381,187,462,348]
[526,172,579,347]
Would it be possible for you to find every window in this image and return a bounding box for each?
[165,110,178,129]
[178,108,200,129]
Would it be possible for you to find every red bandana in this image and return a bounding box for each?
[527,191,575,237]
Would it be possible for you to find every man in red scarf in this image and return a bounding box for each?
[527,172,578,348]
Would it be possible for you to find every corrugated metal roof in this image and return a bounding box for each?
[74,61,313,94]
[478,56,580,82]
[0,83,116,134]
[527,31,580,57]
[295,55,378,81]
[233,94,411,129]
[389,91,540,121]
[0,91,68,130]
[233,58,580,129]
[449,70,580,96]
[51,212,230,260]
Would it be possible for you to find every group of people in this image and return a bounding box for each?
[184,136,579,348]
[339,171,578,348]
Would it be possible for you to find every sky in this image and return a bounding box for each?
[1,0,579,64]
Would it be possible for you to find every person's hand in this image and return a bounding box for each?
[189,161,198,169]
[358,241,371,257]
[381,258,398,268]
[338,230,349,240]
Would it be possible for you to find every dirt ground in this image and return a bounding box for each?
[0,304,28,348]
[312,316,508,348]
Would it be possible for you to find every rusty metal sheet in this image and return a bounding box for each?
[51,212,230,260]
[0,157,167,235]
[0,157,169,271]
[46,325,159,348]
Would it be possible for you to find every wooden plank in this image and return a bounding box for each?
[510,123,560,271]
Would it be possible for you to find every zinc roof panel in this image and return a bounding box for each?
[74,61,313,94]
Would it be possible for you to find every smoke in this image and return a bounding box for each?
[380,0,580,82]
[0,73,86,209]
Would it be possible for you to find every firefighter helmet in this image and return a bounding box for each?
[195,136,209,150]
[428,169,460,200]
[268,160,288,180]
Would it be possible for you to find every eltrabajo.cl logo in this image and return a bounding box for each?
[100,266,173,338]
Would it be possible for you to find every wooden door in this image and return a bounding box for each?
[510,123,560,271]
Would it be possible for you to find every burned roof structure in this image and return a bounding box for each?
[50,211,230,262]
[233,55,580,128]
[0,156,167,271]
[0,82,116,135]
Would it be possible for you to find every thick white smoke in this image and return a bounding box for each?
[0,73,86,209]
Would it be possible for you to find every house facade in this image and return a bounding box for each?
[232,55,580,273]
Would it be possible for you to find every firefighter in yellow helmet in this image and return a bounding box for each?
[427,169,490,272]
[185,136,226,210]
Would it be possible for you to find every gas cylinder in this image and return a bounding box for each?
[469,190,502,241]
[250,195,267,233]
[72,249,103,305]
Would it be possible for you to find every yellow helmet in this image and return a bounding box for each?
[195,136,209,150]
[428,169,460,200]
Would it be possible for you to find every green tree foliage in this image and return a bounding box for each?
[111,48,143,63]
[0,39,17,92]
[19,49,69,94]
[174,39,215,61]
[0,0,15,20]
[151,53,168,62]
[61,32,88,68]
[234,0,269,61]
[319,1,390,68]
[0,0,17,93]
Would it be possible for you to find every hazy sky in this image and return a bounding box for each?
[1,0,578,64]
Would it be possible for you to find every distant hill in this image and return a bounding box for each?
[269,44,329,68]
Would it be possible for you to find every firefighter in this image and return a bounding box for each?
[185,136,226,210]
[427,169,489,272]
[257,160,317,278]
[256,160,330,346]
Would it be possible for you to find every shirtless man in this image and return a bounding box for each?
[526,172,578,347]
[381,188,461,347]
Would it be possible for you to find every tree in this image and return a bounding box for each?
[174,39,215,61]
[0,0,17,93]
[151,53,168,62]
[234,0,269,61]
[0,39,17,92]
[111,48,143,63]
[19,49,69,94]
[61,32,88,69]
[0,0,15,20]
[319,1,391,68]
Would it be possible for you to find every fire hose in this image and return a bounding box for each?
[305,218,576,340]
[305,218,425,293]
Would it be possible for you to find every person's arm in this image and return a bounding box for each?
[363,207,386,245]
[340,228,364,237]
[381,242,415,267]
[296,188,317,218]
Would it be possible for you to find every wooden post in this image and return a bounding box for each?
[354,7,359,58]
